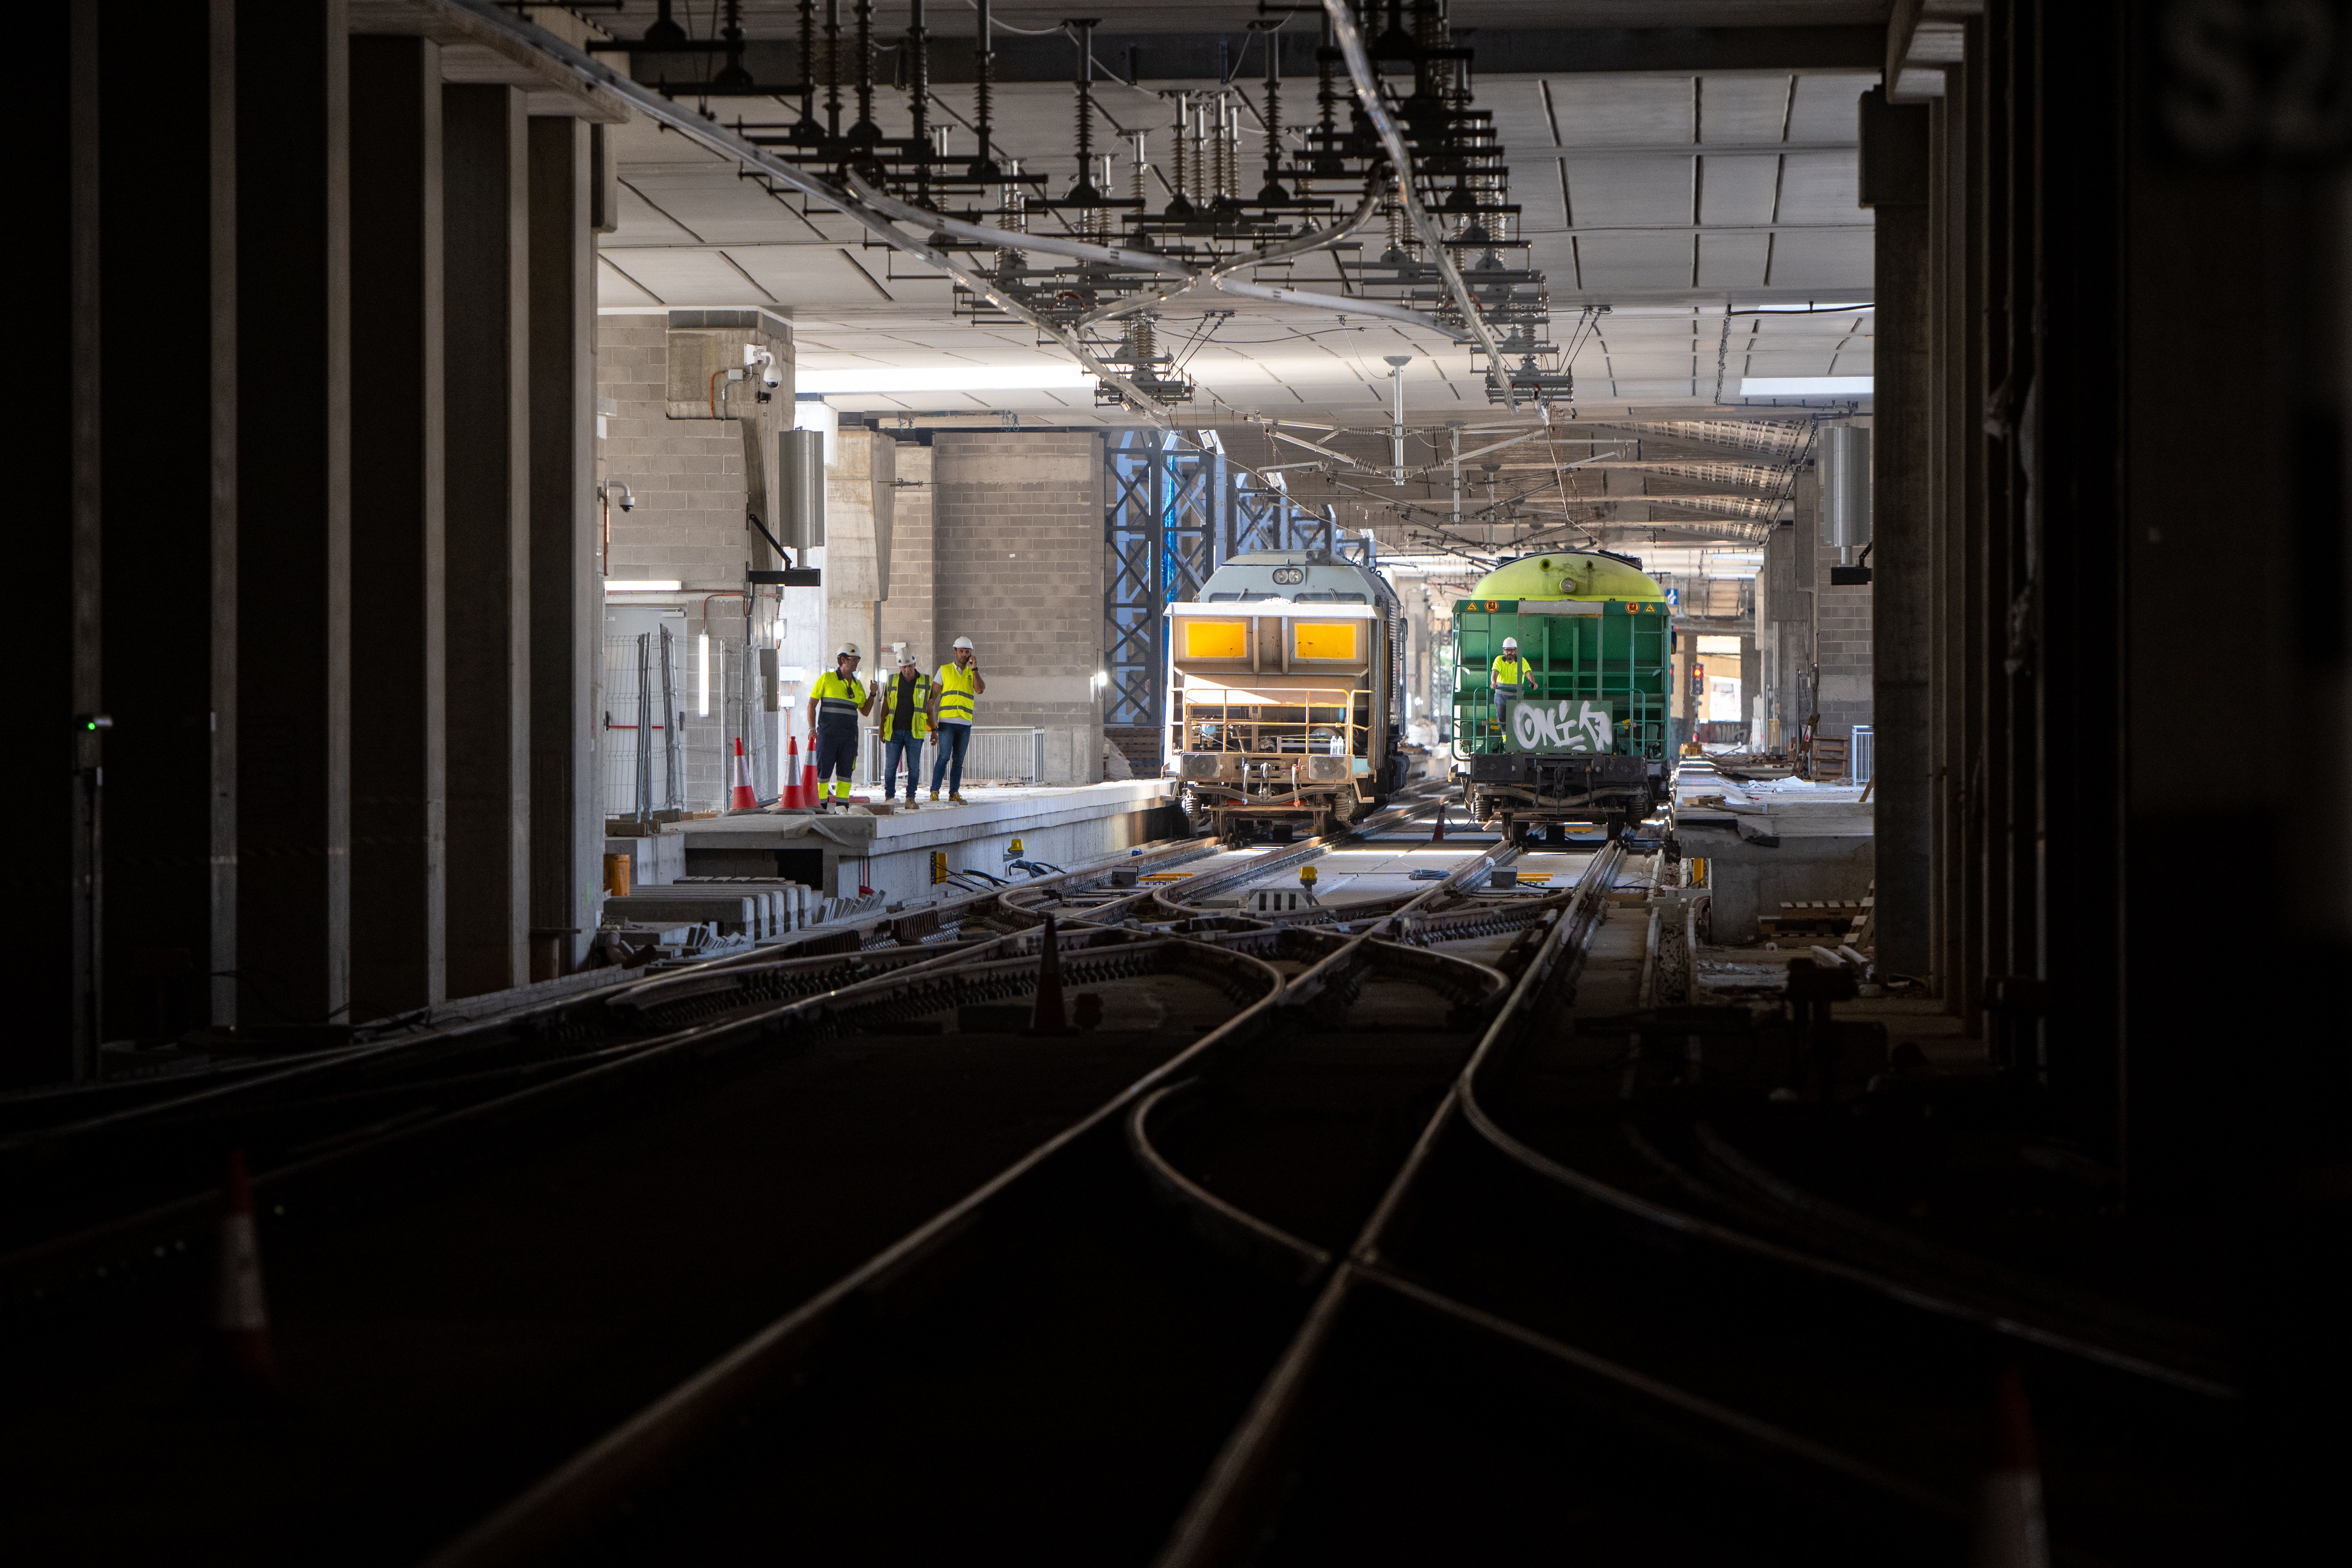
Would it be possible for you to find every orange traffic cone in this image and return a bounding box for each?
[1973,1366,2050,1568]
[780,733,804,810]
[799,746,819,811]
[730,736,759,810]
[214,1148,275,1394]
[1430,803,1447,842]
[1028,914,1068,1036]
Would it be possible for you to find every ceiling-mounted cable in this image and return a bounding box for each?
[1321,0,1513,408]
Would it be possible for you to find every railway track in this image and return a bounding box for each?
[419,839,1578,1567]
[0,791,1553,1563]
[6,779,2227,1564]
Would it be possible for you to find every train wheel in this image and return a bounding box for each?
[1544,822,1569,848]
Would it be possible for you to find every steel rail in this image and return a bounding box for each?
[1682,1117,2231,1376]
[3,848,1119,1158]
[426,844,1540,1565]
[0,930,1053,1305]
[1152,839,1624,1565]
[421,934,1296,1568]
[1452,1044,2241,1400]
[1319,0,1516,408]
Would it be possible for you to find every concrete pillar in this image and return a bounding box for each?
[1860,87,1934,978]
[878,439,936,669]
[932,432,1107,784]
[96,0,239,1045]
[348,36,445,1017]
[16,2,103,1083]
[528,115,600,971]
[826,426,896,662]
[235,0,350,1027]
[443,84,530,998]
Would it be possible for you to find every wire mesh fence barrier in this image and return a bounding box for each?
[856,726,1045,790]
[604,634,785,816]
[600,629,686,821]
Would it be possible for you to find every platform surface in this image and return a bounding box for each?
[677,780,1176,853]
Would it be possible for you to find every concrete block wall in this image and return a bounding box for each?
[931,432,1106,784]
[879,439,936,669]
[596,309,799,807]
[1752,462,1873,752]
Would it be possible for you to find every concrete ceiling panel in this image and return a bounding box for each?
[1544,76,1696,146]
[1696,74,1799,140]
[1700,154,1782,224]
[1575,233,1705,288]
[1699,232,1774,288]
[1757,229,1873,289]
[1562,155,1699,227]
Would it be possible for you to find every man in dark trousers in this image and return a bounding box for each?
[804,644,875,808]
[879,649,930,803]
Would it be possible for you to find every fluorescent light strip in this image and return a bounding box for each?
[604,579,682,593]
[697,633,710,717]
[794,365,1091,395]
[1741,376,1875,395]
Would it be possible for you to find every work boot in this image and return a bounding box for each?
[949,792,967,804]
[929,789,941,803]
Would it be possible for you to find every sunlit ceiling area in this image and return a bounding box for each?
[584,0,1885,556]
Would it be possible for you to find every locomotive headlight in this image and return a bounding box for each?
[1180,752,1226,781]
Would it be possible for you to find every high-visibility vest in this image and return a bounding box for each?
[880,671,930,740]
[811,670,866,725]
[1490,654,1533,693]
[935,661,978,723]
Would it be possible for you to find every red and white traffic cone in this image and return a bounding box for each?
[730,736,759,810]
[780,733,803,810]
[799,746,820,811]
[215,1148,276,1394]
[1973,1366,2050,1568]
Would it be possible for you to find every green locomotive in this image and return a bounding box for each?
[1451,551,1674,841]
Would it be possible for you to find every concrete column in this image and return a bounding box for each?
[826,427,896,661]
[932,432,1107,784]
[528,116,600,971]
[348,36,445,1017]
[1860,86,1934,979]
[96,0,239,1045]
[235,0,349,1027]
[878,439,937,669]
[15,2,104,1083]
[443,84,530,998]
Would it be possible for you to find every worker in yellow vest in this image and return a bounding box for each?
[805,644,874,807]
[1490,636,1533,740]
[927,635,985,803]
[879,649,931,803]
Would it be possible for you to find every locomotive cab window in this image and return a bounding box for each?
[1292,620,1361,662]
[1182,619,1250,660]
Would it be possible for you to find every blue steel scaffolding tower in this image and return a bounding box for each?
[1102,431,1330,745]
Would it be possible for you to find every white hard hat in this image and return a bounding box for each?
[837,643,859,658]
[1502,636,1519,649]
[897,648,917,664]
[953,635,974,650]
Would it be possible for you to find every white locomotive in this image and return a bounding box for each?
[1164,544,1410,841]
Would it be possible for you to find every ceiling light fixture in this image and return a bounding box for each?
[794,365,1091,395]
[604,579,683,593]
[1740,376,1874,396]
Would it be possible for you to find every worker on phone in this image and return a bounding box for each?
[928,635,985,803]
